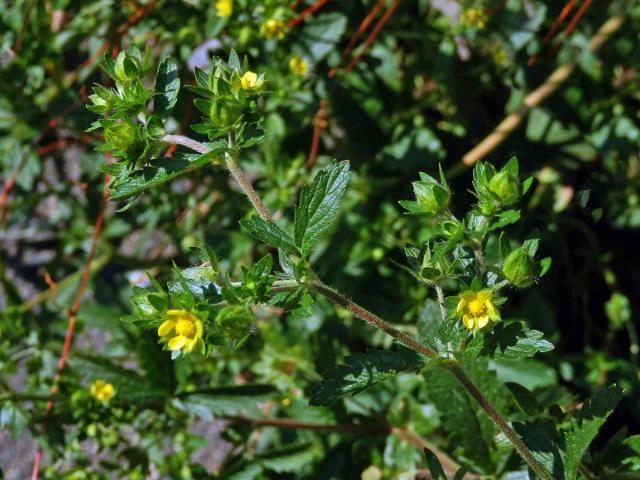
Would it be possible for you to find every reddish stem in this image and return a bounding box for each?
[31,175,109,480]
[329,0,386,78]
[288,0,329,27]
[561,0,591,38]
[543,0,578,46]
[342,0,401,76]
[306,99,329,167]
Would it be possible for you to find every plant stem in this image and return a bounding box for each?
[162,133,273,222]
[434,284,446,321]
[309,279,436,358]
[446,13,625,178]
[225,133,273,222]
[444,361,552,480]
[162,134,211,154]
[162,133,549,477]
[0,393,53,403]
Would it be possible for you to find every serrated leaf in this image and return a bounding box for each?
[178,385,276,419]
[106,151,220,201]
[563,385,623,480]
[424,367,493,472]
[309,348,423,406]
[240,217,299,253]
[488,209,521,231]
[228,49,242,73]
[506,382,543,416]
[137,336,177,393]
[513,421,564,480]
[73,355,169,404]
[259,443,317,473]
[155,57,180,119]
[467,321,554,360]
[294,161,350,256]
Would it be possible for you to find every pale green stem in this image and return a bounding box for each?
[434,284,446,321]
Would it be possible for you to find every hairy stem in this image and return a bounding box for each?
[162,134,273,221]
[225,133,273,222]
[445,362,552,480]
[434,284,446,321]
[162,134,211,154]
[309,279,436,358]
[162,133,549,476]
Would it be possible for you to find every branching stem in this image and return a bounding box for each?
[162,132,551,478]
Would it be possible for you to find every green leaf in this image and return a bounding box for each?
[424,368,493,472]
[309,348,423,406]
[0,402,28,438]
[259,443,317,473]
[105,151,220,201]
[178,385,276,419]
[73,355,169,404]
[505,382,543,416]
[513,421,564,480]
[301,13,348,61]
[240,216,299,254]
[563,385,623,480]
[488,209,521,231]
[215,305,253,342]
[467,321,554,360]
[228,49,242,74]
[137,336,177,393]
[423,449,447,480]
[154,57,180,119]
[294,161,350,256]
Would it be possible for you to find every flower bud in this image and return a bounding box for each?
[209,100,242,127]
[400,170,450,216]
[488,170,521,206]
[502,246,536,288]
[104,123,136,151]
[114,52,140,83]
[215,305,253,342]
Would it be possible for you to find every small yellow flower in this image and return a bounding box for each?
[455,289,500,331]
[90,380,115,402]
[461,7,487,29]
[240,71,258,89]
[289,56,308,76]
[158,309,203,354]
[260,18,286,40]
[215,0,233,17]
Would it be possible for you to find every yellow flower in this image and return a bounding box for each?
[215,0,233,17]
[91,380,115,402]
[289,56,308,76]
[455,289,500,330]
[260,18,286,40]
[461,7,487,29]
[158,309,203,354]
[240,71,258,89]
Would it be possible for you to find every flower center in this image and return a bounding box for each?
[467,298,486,316]
[175,319,196,338]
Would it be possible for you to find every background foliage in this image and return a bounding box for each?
[1,0,639,478]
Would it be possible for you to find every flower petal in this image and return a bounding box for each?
[477,315,490,328]
[486,302,499,320]
[462,314,475,330]
[168,335,187,351]
[158,320,175,337]
[456,298,468,314]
